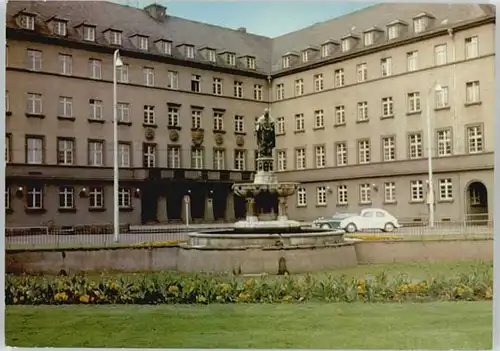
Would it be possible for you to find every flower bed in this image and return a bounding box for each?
[5,267,493,305]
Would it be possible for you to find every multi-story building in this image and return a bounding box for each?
[5,1,495,226]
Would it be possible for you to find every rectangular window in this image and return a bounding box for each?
[277,150,287,171]
[356,63,367,82]
[226,53,236,66]
[191,148,204,169]
[387,25,399,40]
[410,180,424,202]
[207,49,216,62]
[192,109,202,129]
[26,136,43,164]
[110,30,122,45]
[358,140,370,164]
[467,125,483,154]
[246,57,256,69]
[213,112,224,131]
[316,186,327,206]
[335,142,347,166]
[314,110,324,128]
[297,187,307,207]
[276,117,285,134]
[408,132,423,159]
[384,182,396,203]
[58,96,73,118]
[282,56,290,68]
[191,74,201,92]
[314,74,324,92]
[58,186,74,209]
[168,146,181,168]
[341,39,350,52]
[466,81,480,103]
[253,84,263,101]
[213,149,225,170]
[138,36,148,51]
[168,107,180,127]
[295,79,304,96]
[5,134,11,163]
[167,71,178,89]
[414,18,426,33]
[321,44,329,58]
[234,150,246,171]
[20,14,35,30]
[89,187,104,209]
[359,184,371,204]
[88,141,104,166]
[295,113,304,131]
[117,102,130,123]
[118,188,132,208]
[89,99,103,120]
[436,129,452,157]
[83,25,96,42]
[382,97,394,117]
[382,136,396,161]
[276,83,285,100]
[465,36,479,59]
[26,186,43,209]
[357,101,368,121]
[295,148,306,170]
[406,51,418,72]
[185,45,195,59]
[337,185,348,205]
[234,115,244,133]
[57,138,74,165]
[54,20,68,36]
[143,105,155,125]
[58,54,72,75]
[364,32,374,46]
[88,59,102,79]
[118,142,131,167]
[315,145,326,168]
[27,49,42,71]
[302,51,308,63]
[335,105,345,125]
[143,143,156,168]
[436,86,449,108]
[434,44,447,66]
[234,81,243,98]
[116,64,129,83]
[143,67,155,86]
[334,69,345,87]
[381,57,392,77]
[213,78,223,96]
[439,178,453,201]
[407,92,421,113]
[27,93,43,115]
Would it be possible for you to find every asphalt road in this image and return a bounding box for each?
[6,224,493,249]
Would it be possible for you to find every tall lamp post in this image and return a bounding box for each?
[426,82,443,229]
[113,50,124,243]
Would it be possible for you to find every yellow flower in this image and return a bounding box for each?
[456,287,464,297]
[238,292,250,302]
[486,287,493,299]
[54,292,68,301]
[79,294,90,303]
[13,297,18,304]
[168,285,179,293]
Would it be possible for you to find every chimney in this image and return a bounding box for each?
[144,3,167,22]
[237,27,247,33]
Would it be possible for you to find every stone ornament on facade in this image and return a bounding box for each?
[145,128,155,140]
[236,135,245,147]
[214,133,224,145]
[169,130,179,142]
[192,129,204,146]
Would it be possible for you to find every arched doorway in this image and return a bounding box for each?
[465,181,488,225]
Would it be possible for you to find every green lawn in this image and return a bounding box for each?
[6,302,492,349]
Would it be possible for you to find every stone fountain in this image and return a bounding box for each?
[176,108,350,274]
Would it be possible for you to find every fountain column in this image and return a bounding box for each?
[245,197,258,222]
[277,196,288,221]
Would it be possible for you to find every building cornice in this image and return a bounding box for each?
[6,27,269,80]
[272,15,495,79]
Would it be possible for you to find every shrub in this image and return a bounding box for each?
[5,265,493,305]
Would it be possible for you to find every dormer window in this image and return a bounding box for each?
[137,36,149,51]
[110,30,122,45]
[246,56,256,70]
[302,51,308,62]
[185,45,195,59]
[155,39,172,55]
[207,49,216,62]
[282,56,290,68]
[321,44,329,58]
[341,39,350,52]
[83,25,96,42]
[387,19,409,40]
[52,20,67,36]
[414,18,426,33]
[364,32,374,46]
[226,53,236,66]
[387,25,399,40]
[19,13,35,30]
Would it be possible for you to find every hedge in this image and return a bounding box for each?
[5,267,493,305]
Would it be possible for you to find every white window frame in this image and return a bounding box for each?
[358,140,370,164]
[407,51,418,72]
[168,146,181,168]
[384,182,396,203]
[118,143,131,167]
[295,148,306,170]
[382,97,394,117]
[213,78,223,96]
[26,186,43,209]
[359,184,371,204]
[466,81,480,103]
[408,133,423,159]
[234,115,244,133]
[117,102,130,123]
[357,101,368,121]
[143,67,155,87]
[234,81,243,98]
[314,74,324,92]
[191,148,204,169]
[116,64,129,83]
[20,14,35,30]
[83,25,96,42]
[364,32,374,46]
[26,137,43,164]
[58,96,73,117]
[356,63,367,82]
[295,79,304,96]
[58,186,74,209]
[341,39,350,52]
[465,36,479,59]
[89,59,102,79]
[143,105,155,125]
[413,18,426,33]
[387,25,399,40]
[191,75,201,93]
[276,117,285,134]
[89,187,104,209]
[213,149,225,170]
[295,113,304,131]
[438,178,453,201]
[382,136,396,161]
[88,141,104,166]
[336,142,347,166]
[234,150,246,171]
[381,57,392,77]
[437,129,452,157]
[410,180,424,202]
[297,187,307,207]
[302,51,308,63]
[27,49,42,71]
[276,84,285,100]
[316,186,327,206]
[334,69,345,87]
[314,110,324,128]
[138,36,149,51]
[192,109,202,129]
[167,71,179,89]
[110,30,122,46]
[143,143,156,168]
[436,86,449,108]
[277,150,287,171]
[282,56,290,68]
[315,145,326,168]
[118,188,132,208]
[213,112,224,131]
[168,107,180,127]
[246,57,256,69]
[57,138,74,165]
[407,92,421,113]
[321,44,329,58]
[27,93,43,115]
[160,40,172,55]
[53,20,67,36]
[89,99,103,120]
[253,84,263,101]
[186,45,195,59]
[337,185,348,205]
[434,44,447,66]
[58,54,72,75]
[467,125,483,154]
[335,105,345,125]
[207,49,216,62]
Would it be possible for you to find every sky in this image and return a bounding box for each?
[114,1,374,37]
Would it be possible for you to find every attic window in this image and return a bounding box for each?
[321,44,329,58]
[341,39,350,52]
[207,49,216,62]
[282,56,290,68]
[246,57,256,70]
[387,25,399,40]
[414,18,427,33]
[157,40,172,55]
[110,30,122,45]
[364,32,374,46]
[226,53,236,66]
[20,14,35,30]
[138,36,149,51]
[52,20,67,36]
[185,45,195,59]
[83,25,96,42]
[302,51,308,63]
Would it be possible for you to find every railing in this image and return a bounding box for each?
[5,218,493,250]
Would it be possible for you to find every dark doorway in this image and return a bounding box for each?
[190,183,205,221]
[466,181,488,225]
[141,183,158,224]
[166,182,182,221]
[212,183,228,221]
[234,194,246,220]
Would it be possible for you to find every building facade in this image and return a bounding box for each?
[5,2,495,226]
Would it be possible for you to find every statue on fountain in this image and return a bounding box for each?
[255,108,276,158]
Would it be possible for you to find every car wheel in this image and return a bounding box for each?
[345,223,357,233]
[383,222,395,232]
[320,224,331,229]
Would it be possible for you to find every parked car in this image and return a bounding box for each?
[313,208,401,233]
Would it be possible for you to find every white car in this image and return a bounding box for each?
[313,208,401,233]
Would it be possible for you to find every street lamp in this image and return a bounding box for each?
[426,82,442,229]
[113,50,123,243]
